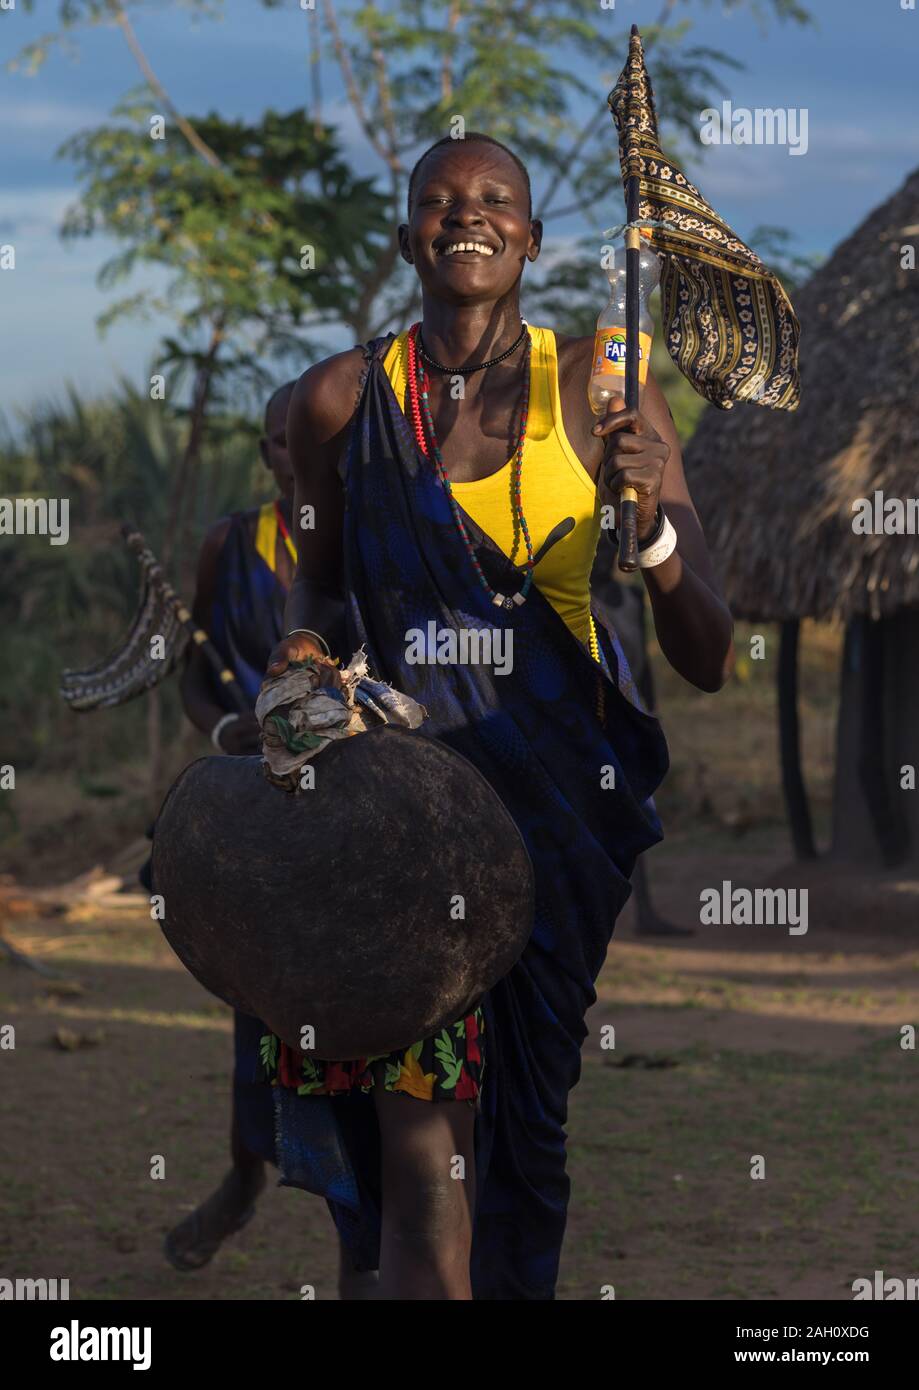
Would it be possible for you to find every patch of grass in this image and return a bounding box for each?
[563,1032,918,1299]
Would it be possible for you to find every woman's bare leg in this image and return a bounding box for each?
[164,1103,265,1271]
[372,1078,476,1300]
[337,1236,380,1300]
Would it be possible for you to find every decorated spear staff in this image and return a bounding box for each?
[616,37,645,574]
[60,523,249,714]
[606,24,801,570]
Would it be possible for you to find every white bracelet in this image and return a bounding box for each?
[210,712,240,751]
[637,514,678,568]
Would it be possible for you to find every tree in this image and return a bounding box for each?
[14,0,814,344]
[59,97,389,566]
[284,0,813,336]
[4,0,816,813]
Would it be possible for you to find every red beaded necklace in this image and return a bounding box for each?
[273,499,297,561]
[405,321,535,610]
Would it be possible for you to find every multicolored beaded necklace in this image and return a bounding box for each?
[405,320,535,611]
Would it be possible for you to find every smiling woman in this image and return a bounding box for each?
[253,131,734,1302]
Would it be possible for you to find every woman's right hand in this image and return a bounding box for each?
[265,633,343,689]
[266,632,327,676]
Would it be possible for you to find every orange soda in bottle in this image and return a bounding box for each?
[588,229,660,416]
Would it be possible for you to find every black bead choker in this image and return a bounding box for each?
[417,320,528,376]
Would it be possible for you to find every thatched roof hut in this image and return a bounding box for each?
[684,167,919,624]
[682,169,919,872]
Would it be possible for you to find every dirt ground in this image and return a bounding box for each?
[2,824,917,1302]
[3,622,916,1299]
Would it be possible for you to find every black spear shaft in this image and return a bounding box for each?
[617,23,642,574]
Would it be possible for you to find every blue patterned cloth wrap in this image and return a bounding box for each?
[273,340,669,1299]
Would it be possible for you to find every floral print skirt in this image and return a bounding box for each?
[259,1006,485,1105]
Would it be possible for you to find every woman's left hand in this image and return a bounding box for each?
[593,393,670,541]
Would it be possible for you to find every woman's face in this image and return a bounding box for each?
[399,143,542,305]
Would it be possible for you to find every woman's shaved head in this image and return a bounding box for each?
[407,133,532,217]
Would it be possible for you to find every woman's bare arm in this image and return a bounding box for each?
[636,374,735,692]
[268,347,365,674]
[558,336,734,692]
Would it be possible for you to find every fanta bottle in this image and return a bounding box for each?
[588,230,660,416]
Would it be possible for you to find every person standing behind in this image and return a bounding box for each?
[164,382,299,1269]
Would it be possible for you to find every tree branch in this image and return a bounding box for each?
[534,103,606,222]
[535,8,678,226]
[366,0,402,173]
[441,0,462,105]
[309,6,323,139]
[109,0,281,237]
[333,2,406,339]
[109,0,222,169]
[321,0,393,169]
[162,314,226,572]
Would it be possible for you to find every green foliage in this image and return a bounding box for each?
[286,0,812,332]
[10,1,224,75]
[59,97,389,393]
[3,0,814,793]
[258,1033,279,1074]
[14,0,815,345]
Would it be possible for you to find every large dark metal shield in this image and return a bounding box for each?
[152,726,534,1059]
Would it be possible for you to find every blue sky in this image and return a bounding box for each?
[2,0,918,420]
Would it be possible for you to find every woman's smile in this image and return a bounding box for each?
[437,240,497,258]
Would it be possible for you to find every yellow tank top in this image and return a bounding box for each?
[382,325,601,647]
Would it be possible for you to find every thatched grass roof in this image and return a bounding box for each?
[684,167,919,622]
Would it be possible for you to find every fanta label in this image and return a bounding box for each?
[592,328,652,384]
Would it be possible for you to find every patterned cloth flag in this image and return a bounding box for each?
[608,28,800,410]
